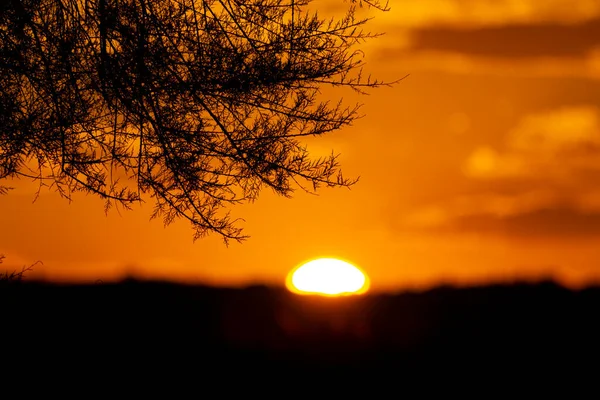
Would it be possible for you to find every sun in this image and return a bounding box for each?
[286,258,370,296]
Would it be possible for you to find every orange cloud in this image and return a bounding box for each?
[372,14,600,79]
[378,0,600,27]
[403,106,600,237]
[465,106,600,180]
[405,19,600,58]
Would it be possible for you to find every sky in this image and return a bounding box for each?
[2,0,600,291]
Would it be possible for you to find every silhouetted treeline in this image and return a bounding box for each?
[3,280,599,392]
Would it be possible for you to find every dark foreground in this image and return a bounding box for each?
[3,280,600,392]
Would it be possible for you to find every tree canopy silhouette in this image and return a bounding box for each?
[0,0,392,242]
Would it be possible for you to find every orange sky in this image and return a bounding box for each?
[2,0,600,291]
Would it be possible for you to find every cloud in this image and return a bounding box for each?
[404,190,600,238]
[322,0,600,27]
[372,17,600,79]
[450,207,600,237]
[362,1,600,79]
[375,48,600,80]
[464,106,600,180]
[402,106,600,238]
[409,0,600,27]
[404,18,600,58]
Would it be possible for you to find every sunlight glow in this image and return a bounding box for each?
[286,258,369,296]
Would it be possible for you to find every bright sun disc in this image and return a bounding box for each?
[286,258,370,296]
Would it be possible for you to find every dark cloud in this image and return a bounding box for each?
[451,206,600,238]
[405,18,600,58]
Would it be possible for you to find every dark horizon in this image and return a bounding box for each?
[5,278,600,390]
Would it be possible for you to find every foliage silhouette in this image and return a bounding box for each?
[0,0,393,242]
[0,254,39,284]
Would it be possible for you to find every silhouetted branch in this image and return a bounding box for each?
[0,254,42,284]
[0,0,393,243]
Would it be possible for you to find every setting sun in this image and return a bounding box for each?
[286,258,370,296]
